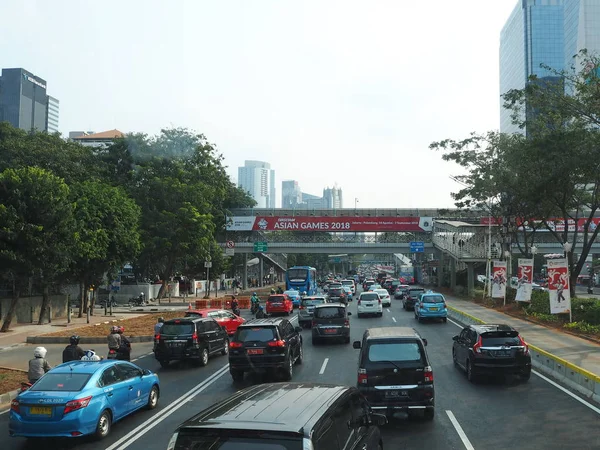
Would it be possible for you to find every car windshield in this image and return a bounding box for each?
[161,323,194,335]
[303,299,325,306]
[360,293,379,301]
[31,373,91,391]
[422,295,444,303]
[342,280,353,285]
[314,307,346,319]
[236,327,276,342]
[368,342,423,363]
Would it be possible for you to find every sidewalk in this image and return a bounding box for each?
[444,293,600,377]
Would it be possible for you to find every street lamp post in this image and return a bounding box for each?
[354,198,359,214]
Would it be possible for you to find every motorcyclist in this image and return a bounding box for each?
[250,292,260,314]
[117,326,131,361]
[276,286,283,294]
[62,335,85,363]
[154,317,165,335]
[107,325,122,352]
[231,296,240,315]
[28,347,51,384]
[301,291,307,298]
[270,288,276,294]
[255,304,266,319]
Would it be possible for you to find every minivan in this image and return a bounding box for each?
[353,327,434,420]
[311,303,352,345]
[167,382,386,450]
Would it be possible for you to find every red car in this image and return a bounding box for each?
[184,308,245,335]
[266,294,294,315]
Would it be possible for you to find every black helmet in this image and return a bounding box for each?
[69,335,80,345]
[158,317,165,323]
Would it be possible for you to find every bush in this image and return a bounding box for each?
[527,290,551,315]
[571,297,600,325]
[563,321,600,335]
[528,312,560,323]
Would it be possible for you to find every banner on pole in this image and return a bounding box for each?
[547,258,571,314]
[515,258,534,302]
[492,260,507,298]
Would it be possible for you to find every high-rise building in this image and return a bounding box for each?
[238,160,276,208]
[323,186,343,209]
[564,1,600,69]
[500,0,565,134]
[0,68,54,132]
[46,95,59,133]
[282,180,302,208]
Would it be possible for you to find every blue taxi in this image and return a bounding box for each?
[9,359,160,440]
[414,291,448,323]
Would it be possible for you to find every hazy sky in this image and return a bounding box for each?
[2,0,516,208]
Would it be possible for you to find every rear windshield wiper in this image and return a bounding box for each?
[373,360,403,371]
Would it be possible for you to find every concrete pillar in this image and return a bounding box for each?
[467,262,475,297]
[450,258,456,290]
[438,251,445,288]
[243,253,248,290]
[259,256,264,287]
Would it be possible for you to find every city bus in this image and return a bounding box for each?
[286,266,318,295]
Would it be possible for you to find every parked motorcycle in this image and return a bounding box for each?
[128,295,146,307]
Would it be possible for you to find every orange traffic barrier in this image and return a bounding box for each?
[195,300,208,309]
[209,299,223,309]
[239,298,250,309]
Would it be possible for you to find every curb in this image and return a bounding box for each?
[0,343,27,353]
[447,305,600,404]
[0,389,19,409]
[26,335,154,344]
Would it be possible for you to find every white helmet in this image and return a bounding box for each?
[34,347,47,358]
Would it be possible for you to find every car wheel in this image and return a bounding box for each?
[312,337,319,346]
[357,313,362,318]
[221,339,229,355]
[403,302,406,310]
[146,385,159,410]
[296,344,303,365]
[466,359,477,382]
[443,317,447,323]
[158,359,169,368]
[283,355,293,381]
[345,336,350,344]
[230,369,244,382]
[94,410,112,440]
[378,312,383,317]
[424,408,434,421]
[452,349,458,367]
[520,370,531,381]
[199,347,209,367]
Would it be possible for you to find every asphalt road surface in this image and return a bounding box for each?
[2,288,600,449]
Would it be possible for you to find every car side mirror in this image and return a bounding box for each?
[142,369,151,376]
[295,326,303,333]
[353,341,361,349]
[452,335,458,341]
[347,312,352,316]
[370,413,388,426]
[422,339,428,346]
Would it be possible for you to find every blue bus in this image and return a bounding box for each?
[286,266,318,295]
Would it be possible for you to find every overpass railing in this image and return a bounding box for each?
[219,231,433,244]
[432,220,491,262]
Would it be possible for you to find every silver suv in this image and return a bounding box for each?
[298,296,327,328]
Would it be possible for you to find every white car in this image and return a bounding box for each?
[373,288,391,307]
[357,292,383,318]
[342,279,356,294]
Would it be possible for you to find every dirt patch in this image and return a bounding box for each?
[42,311,185,338]
[0,368,27,396]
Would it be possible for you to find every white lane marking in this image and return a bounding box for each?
[392,317,397,323]
[448,316,600,415]
[106,364,229,450]
[0,408,9,415]
[446,410,475,450]
[386,309,390,313]
[131,358,139,362]
[319,358,329,375]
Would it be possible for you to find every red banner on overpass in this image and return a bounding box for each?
[226,216,433,232]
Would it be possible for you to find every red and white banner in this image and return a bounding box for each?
[547,258,571,314]
[491,261,507,299]
[226,216,433,232]
[515,258,533,302]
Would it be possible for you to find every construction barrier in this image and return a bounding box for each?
[194,300,208,309]
[209,299,223,309]
[193,296,252,310]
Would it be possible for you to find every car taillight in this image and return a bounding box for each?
[472,336,483,354]
[443,302,447,309]
[378,298,381,304]
[419,302,424,309]
[357,299,361,305]
[344,319,349,326]
[192,332,198,343]
[299,305,304,310]
[64,396,92,415]
[519,335,530,355]
[154,334,160,341]
[229,341,243,349]
[312,320,317,327]
[268,340,286,347]
[11,399,19,414]
[424,366,434,383]
[358,368,368,384]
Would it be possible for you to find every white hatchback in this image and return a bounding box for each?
[373,288,391,307]
[357,292,383,317]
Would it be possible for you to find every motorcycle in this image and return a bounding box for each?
[128,295,146,307]
[107,348,119,360]
[20,381,32,392]
[250,300,260,315]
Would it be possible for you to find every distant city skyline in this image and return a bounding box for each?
[237,160,276,208]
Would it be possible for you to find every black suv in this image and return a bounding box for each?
[353,327,434,420]
[403,287,425,310]
[311,303,352,345]
[228,318,303,382]
[452,324,532,382]
[168,382,386,450]
[154,317,229,368]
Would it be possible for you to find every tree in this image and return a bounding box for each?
[0,167,75,331]
[68,181,142,317]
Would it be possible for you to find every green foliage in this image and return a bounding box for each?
[563,321,600,335]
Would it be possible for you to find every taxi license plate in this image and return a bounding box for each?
[324,328,337,334]
[247,348,264,355]
[429,307,438,311]
[30,406,52,415]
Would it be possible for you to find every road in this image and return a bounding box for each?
[2,288,600,449]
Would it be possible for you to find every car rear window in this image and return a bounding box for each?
[374,290,388,296]
[314,307,345,319]
[367,342,423,363]
[422,295,444,303]
[342,280,353,285]
[481,331,520,346]
[409,289,425,297]
[360,293,379,301]
[303,299,325,306]
[268,296,285,302]
[161,323,195,335]
[31,373,91,392]
[175,430,302,450]
[329,288,343,295]
[236,327,277,342]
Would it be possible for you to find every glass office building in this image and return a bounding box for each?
[0,68,48,132]
[564,1,600,70]
[46,95,59,133]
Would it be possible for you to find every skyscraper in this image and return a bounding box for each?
[500,0,565,134]
[238,160,276,208]
[564,1,600,68]
[323,186,343,209]
[0,68,58,133]
[282,180,302,208]
[46,95,59,133]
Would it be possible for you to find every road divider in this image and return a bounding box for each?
[447,305,600,405]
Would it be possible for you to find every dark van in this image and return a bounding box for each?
[167,382,386,450]
[353,327,434,420]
